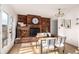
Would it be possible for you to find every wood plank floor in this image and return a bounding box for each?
[8,42,78,54]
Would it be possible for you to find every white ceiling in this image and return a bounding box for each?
[10,4,79,18]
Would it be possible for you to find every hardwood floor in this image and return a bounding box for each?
[8,42,78,54]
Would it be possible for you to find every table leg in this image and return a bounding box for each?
[36,42,37,48]
[40,40,42,54]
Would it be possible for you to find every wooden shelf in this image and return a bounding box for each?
[16,14,50,39]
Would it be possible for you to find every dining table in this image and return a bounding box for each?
[35,35,66,54]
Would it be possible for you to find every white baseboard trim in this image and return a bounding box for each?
[66,42,78,48]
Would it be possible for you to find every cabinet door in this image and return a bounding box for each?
[18,15,27,24]
[47,20,50,32]
[41,18,50,32]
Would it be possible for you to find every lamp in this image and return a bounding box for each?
[55,8,64,17]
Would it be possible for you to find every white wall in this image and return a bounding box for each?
[64,7,79,47]
[0,4,2,53]
[0,4,17,54]
[51,6,79,47]
[57,7,79,47]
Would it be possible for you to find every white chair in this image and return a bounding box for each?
[36,33,51,37]
[55,36,66,53]
[36,33,47,47]
[36,33,48,47]
[36,33,47,37]
[48,38,55,50]
[38,38,49,53]
[47,33,51,37]
[38,38,56,54]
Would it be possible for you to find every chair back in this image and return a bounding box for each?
[41,38,56,49]
[36,33,51,37]
[41,38,49,48]
[55,38,61,44]
[48,38,55,46]
[55,37,66,45]
[47,33,51,37]
[38,37,56,53]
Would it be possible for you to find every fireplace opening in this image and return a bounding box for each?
[30,28,40,37]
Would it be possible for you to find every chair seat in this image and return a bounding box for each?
[41,45,48,50]
[49,45,54,49]
[55,44,64,47]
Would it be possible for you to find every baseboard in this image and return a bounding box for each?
[78,48,79,50]
[7,43,15,54]
[65,42,78,48]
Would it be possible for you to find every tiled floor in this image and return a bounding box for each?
[8,42,78,54]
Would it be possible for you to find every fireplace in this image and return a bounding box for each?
[30,28,40,37]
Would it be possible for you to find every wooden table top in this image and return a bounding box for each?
[36,35,66,41]
[19,35,65,43]
[36,35,65,38]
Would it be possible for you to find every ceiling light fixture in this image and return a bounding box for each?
[55,8,64,17]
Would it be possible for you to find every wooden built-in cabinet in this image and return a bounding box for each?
[41,17,50,32]
[18,15,27,24]
[27,14,41,24]
[16,14,50,38]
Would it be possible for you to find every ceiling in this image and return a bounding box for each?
[10,4,79,18]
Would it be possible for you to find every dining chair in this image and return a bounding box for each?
[40,39,49,53]
[48,38,55,50]
[55,36,66,53]
[39,38,56,54]
[47,33,51,37]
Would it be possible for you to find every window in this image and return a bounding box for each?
[2,11,8,48]
[9,16,13,41]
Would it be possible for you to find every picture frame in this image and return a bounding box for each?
[76,18,79,25]
[60,19,65,27]
[64,19,71,28]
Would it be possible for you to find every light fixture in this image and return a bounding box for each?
[55,8,64,17]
